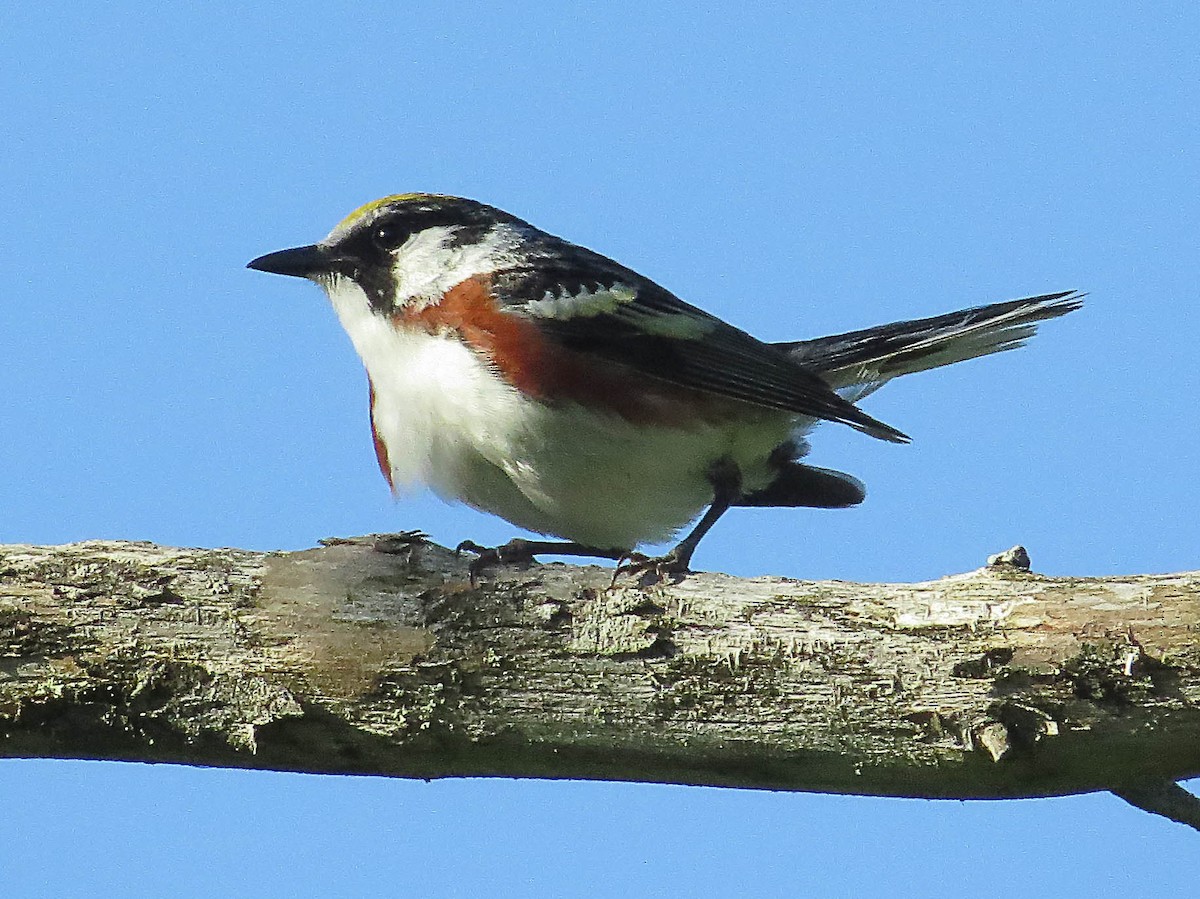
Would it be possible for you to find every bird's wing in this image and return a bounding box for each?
[491,253,908,443]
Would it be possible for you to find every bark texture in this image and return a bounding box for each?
[2,538,1198,826]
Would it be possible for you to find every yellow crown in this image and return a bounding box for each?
[334,193,456,232]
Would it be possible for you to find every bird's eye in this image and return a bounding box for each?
[372,222,409,250]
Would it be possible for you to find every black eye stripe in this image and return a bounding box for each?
[370,207,489,252]
[372,220,411,250]
[373,214,423,249]
[341,198,522,257]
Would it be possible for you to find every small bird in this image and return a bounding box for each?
[248,194,1081,576]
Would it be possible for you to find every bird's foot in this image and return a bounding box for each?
[457,538,629,585]
[612,547,693,588]
[456,538,540,585]
[372,530,429,554]
[319,531,428,552]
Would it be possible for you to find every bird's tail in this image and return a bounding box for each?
[778,290,1083,397]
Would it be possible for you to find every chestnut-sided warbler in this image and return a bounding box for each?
[249,194,1081,575]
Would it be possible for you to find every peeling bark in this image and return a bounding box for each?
[2,538,1198,828]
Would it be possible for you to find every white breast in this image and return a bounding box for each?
[324,276,526,487]
[321,277,796,549]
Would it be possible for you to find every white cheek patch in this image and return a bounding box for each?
[388,225,517,307]
[390,227,458,299]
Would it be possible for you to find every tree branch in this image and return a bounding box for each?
[2,538,1198,828]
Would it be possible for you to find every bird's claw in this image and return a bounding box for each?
[372,530,429,554]
[611,549,692,588]
[456,538,539,585]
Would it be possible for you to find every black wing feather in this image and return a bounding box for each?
[491,245,909,443]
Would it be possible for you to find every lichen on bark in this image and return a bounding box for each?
[1,537,1198,828]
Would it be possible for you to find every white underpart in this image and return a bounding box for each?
[318,275,796,548]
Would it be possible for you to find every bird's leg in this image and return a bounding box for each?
[457,538,629,584]
[461,457,743,585]
[616,457,742,582]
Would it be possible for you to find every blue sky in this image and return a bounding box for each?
[2,3,1198,895]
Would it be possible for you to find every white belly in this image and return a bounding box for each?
[326,279,797,548]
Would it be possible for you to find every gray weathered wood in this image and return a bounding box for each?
[2,538,1198,827]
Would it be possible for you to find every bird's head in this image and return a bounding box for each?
[247,194,527,313]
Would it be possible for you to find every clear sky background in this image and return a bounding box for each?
[3,3,1198,895]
